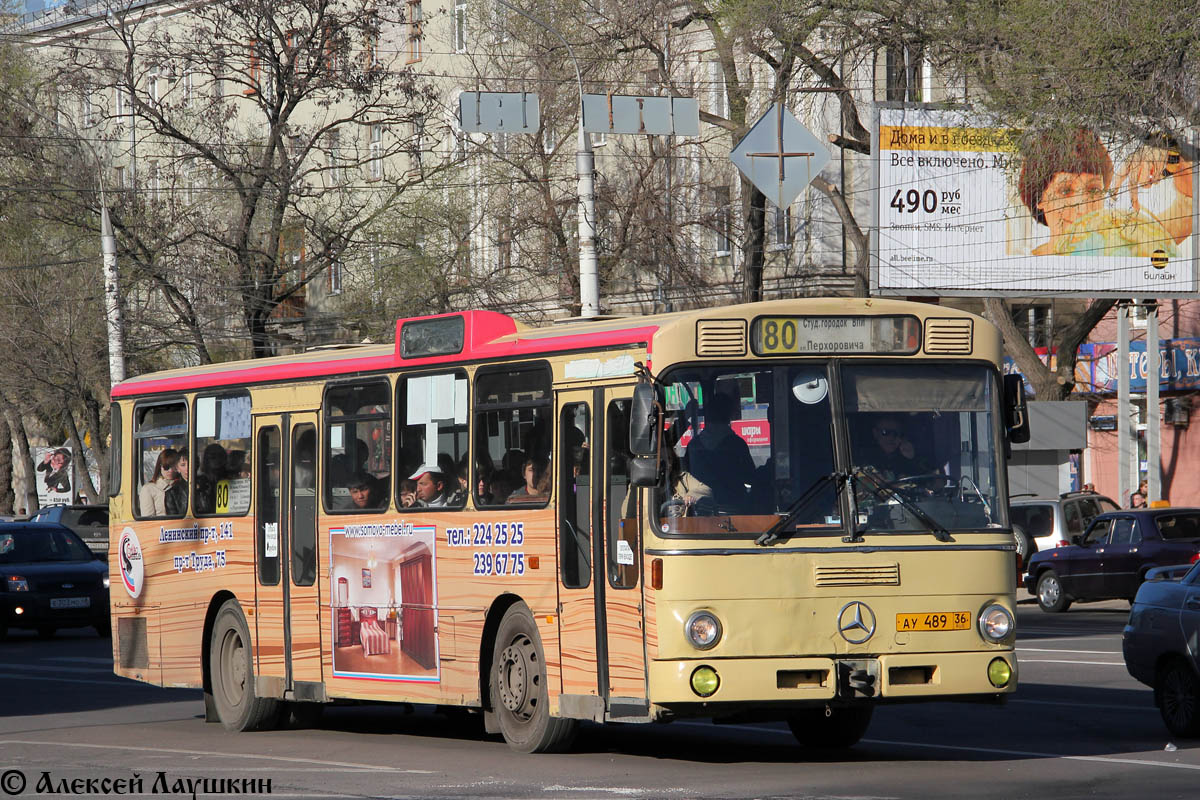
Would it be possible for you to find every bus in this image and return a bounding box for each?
[107,297,1028,752]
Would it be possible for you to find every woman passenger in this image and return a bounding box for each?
[140,448,181,517]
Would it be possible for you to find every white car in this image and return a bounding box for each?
[1010,491,1119,552]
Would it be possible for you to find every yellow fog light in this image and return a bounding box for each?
[987,657,1012,688]
[690,665,720,697]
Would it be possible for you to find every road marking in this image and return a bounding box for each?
[1018,659,1125,666]
[719,725,1200,771]
[0,662,113,674]
[0,672,127,687]
[1009,698,1151,712]
[1019,648,1121,655]
[0,741,435,774]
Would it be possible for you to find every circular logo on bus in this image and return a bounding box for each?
[118,527,144,599]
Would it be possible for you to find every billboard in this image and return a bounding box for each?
[874,106,1198,297]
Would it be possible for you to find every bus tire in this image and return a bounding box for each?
[490,602,577,753]
[787,705,873,749]
[210,599,279,732]
[1036,570,1071,613]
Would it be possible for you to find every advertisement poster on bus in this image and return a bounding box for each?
[875,106,1198,297]
[33,445,73,507]
[330,522,439,682]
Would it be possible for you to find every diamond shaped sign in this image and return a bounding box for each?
[730,104,830,208]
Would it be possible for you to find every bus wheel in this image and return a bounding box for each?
[787,705,873,749]
[210,599,279,732]
[490,602,577,753]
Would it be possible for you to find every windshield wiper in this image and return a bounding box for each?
[755,473,837,546]
[852,467,953,543]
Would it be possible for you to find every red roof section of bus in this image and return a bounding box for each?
[112,310,658,398]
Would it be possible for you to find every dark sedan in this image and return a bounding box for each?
[1024,508,1200,612]
[1124,562,1200,736]
[0,523,110,638]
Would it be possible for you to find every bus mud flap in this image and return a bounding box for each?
[835,659,880,699]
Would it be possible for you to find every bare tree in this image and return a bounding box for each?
[32,0,451,358]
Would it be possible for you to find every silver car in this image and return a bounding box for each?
[1010,491,1119,552]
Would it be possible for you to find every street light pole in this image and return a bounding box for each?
[14,98,126,385]
[494,0,599,317]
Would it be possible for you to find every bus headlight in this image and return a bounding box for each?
[978,604,1013,641]
[685,610,722,650]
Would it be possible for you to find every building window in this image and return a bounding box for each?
[407,0,423,63]
[115,86,129,117]
[328,261,343,295]
[81,93,98,127]
[181,72,194,107]
[368,124,383,179]
[114,165,127,189]
[147,67,161,104]
[412,117,425,170]
[326,131,343,185]
[148,161,161,201]
[770,202,791,249]
[707,59,728,119]
[712,186,731,255]
[453,0,467,53]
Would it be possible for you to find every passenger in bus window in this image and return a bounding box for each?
[227,450,250,479]
[165,447,189,516]
[507,459,548,503]
[409,465,450,507]
[347,472,382,510]
[140,448,181,517]
[858,415,929,481]
[475,459,495,503]
[399,478,417,508]
[194,444,227,515]
[684,392,754,512]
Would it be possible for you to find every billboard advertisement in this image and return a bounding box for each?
[874,106,1198,297]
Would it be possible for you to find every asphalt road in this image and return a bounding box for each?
[2,601,1197,800]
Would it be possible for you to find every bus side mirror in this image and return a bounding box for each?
[629,384,659,457]
[629,384,661,488]
[1004,374,1031,444]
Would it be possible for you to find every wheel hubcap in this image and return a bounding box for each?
[1040,576,1060,606]
[220,628,247,706]
[497,633,538,721]
[1164,669,1195,725]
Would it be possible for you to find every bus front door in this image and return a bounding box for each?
[555,387,648,722]
[252,413,324,704]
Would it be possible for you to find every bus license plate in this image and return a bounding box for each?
[50,597,90,609]
[896,612,970,631]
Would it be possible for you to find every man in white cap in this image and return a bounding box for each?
[409,464,449,507]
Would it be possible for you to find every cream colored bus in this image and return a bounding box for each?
[107,297,1027,752]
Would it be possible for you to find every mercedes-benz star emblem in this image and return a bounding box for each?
[837,601,877,644]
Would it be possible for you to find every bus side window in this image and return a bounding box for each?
[397,371,469,509]
[559,403,590,588]
[133,400,188,520]
[324,380,392,513]
[473,364,552,508]
[607,399,638,589]
[193,392,253,517]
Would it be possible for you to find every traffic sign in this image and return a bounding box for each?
[458,92,540,133]
[730,104,830,208]
[582,94,699,136]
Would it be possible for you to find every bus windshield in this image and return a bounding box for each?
[656,362,1007,537]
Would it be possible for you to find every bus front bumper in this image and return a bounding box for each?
[649,649,1016,706]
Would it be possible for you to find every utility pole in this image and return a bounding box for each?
[495,0,599,318]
